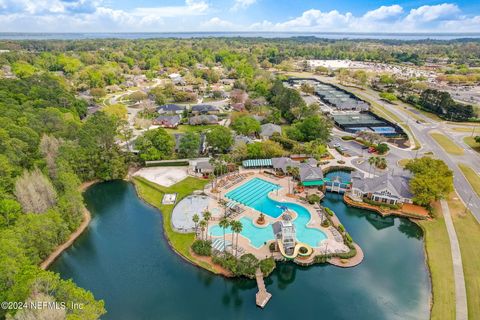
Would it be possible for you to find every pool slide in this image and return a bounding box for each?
[277,240,313,259]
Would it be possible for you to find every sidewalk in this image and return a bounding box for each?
[441,200,468,320]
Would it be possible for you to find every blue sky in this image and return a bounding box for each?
[0,0,479,32]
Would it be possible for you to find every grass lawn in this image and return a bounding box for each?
[418,202,455,320]
[458,163,480,197]
[464,136,480,153]
[164,124,219,135]
[447,192,480,319]
[397,158,412,168]
[132,176,215,272]
[451,127,480,133]
[430,133,464,156]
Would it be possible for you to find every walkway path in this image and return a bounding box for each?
[255,268,271,308]
[440,200,468,320]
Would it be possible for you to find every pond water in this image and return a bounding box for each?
[51,180,430,320]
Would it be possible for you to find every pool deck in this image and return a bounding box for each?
[204,169,356,264]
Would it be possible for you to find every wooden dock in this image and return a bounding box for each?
[255,268,271,308]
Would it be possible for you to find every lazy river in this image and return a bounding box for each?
[50,180,430,320]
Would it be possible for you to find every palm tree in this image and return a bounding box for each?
[219,217,230,254]
[231,220,243,258]
[368,156,378,177]
[377,157,387,170]
[199,220,207,241]
[192,213,200,237]
[203,211,212,239]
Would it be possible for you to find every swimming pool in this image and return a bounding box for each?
[210,178,326,247]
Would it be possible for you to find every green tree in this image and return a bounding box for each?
[405,157,454,206]
[206,126,233,153]
[135,128,175,161]
[231,115,260,136]
[230,220,243,258]
[178,132,200,158]
[287,115,331,142]
[219,217,230,254]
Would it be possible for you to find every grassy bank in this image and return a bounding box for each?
[132,176,214,272]
[458,164,480,197]
[430,133,464,156]
[447,193,480,319]
[463,136,480,153]
[417,207,456,320]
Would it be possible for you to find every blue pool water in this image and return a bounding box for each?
[210,178,326,247]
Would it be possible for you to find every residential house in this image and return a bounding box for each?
[350,171,413,205]
[189,115,219,125]
[156,104,186,115]
[153,115,181,128]
[169,73,186,86]
[260,123,282,139]
[232,103,246,112]
[191,104,220,115]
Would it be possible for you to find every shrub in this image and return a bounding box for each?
[269,242,276,252]
[321,219,330,227]
[335,247,357,259]
[259,257,276,276]
[325,208,334,216]
[307,194,321,204]
[337,224,345,232]
[237,253,259,278]
[191,240,212,256]
[212,252,238,274]
[363,197,401,210]
[314,254,333,264]
[299,247,308,254]
[376,143,390,155]
[345,233,353,243]
[341,135,355,140]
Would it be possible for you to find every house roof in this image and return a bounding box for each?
[196,160,213,170]
[157,104,185,112]
[191,104,220,112]
[154,115,181,125]
[271,157,300,172]
[188,115,218,125]
[299,164,324,182]
[260,123,282,137]
[353,172,412,199]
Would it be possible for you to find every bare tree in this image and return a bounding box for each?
[14,168,57,214]
[39,135,62,179]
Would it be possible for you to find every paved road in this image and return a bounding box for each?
[322,78,480,223]
[441,200,468,320]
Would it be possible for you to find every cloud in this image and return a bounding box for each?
[405,3,460,22]
[132,0,208,18]
[363,5,403,21]
[232,0,257,11]
[202,17,234,27]
[249,3,480,32]
[0,0,210,32]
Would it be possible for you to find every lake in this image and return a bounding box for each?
[51,180,430,320]
[1,32,479,40]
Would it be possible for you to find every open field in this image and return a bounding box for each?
[430,133,464,155]
[463,136,480,153]
[417,203,455,320]
[447,193,480,319]
[132,176,213,271]
[458,164,480,197]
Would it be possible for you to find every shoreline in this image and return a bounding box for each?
[40,180,99,270]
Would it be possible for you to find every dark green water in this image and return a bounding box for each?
[51,181,430,320]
